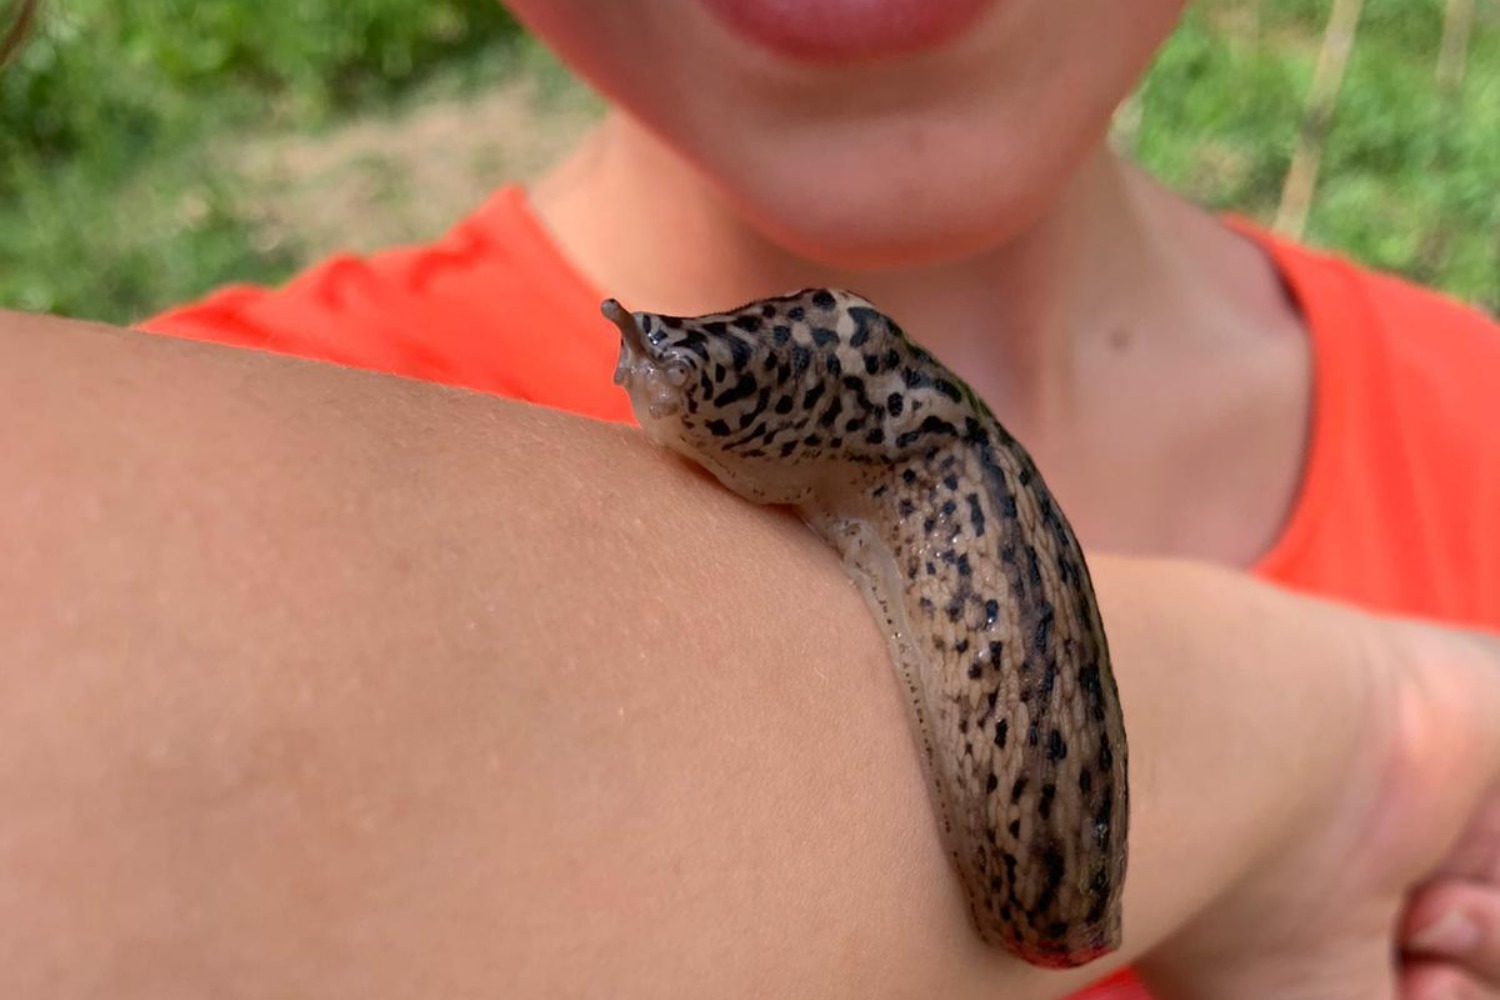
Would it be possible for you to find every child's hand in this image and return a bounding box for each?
[1140,621,1500,1000]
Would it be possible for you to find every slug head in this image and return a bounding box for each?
[605,289,981,504]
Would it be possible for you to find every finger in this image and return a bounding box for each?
[1403,881,1500,987]
[1433,794,1500,882]
[1401,959,1499,1000]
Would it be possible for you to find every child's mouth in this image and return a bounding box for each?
[698,0,999,63]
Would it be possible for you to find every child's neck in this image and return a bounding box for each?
[535,113,1265,423]
[531,111,1311,566]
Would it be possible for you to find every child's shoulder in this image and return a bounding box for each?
[1240,223,1496,423]
[1245,224,1499,623]
[1338,251,1497,377]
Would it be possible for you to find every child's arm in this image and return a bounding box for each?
[1,309,1495,999]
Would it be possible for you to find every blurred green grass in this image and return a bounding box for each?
[0,0,527,320]
[1132,0,1498,312]
[1,0,1495,324]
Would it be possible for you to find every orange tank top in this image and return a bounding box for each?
[142,184,1500,998]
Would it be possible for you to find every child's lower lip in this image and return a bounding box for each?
[698,0,998,63]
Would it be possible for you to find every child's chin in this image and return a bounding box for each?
[693,113,1077,270]
[728,166,1053,272]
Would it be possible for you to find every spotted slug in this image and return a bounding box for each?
[603,289,1128,968]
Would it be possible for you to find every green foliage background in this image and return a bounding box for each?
[1135,0,1497,312]
[1,0,1495,323]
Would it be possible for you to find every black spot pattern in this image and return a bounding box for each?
[605,287,1128,970]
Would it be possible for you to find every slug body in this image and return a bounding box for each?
[604,289,1128,968]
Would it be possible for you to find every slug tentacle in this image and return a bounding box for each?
[607,289,1128,968]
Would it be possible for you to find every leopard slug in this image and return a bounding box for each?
[603,289,1128,968]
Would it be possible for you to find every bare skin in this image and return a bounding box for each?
[2,311,1499,999]
[521,4,1310,569]
[494,1,1500,991]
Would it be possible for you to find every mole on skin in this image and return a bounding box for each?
[605,289,1129,969]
